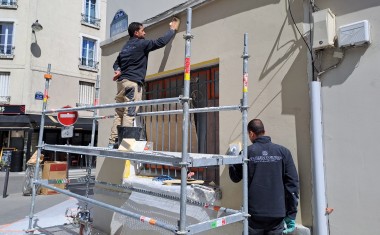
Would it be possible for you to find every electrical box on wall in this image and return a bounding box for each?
[312,9,336,50]
[338,20,370,47]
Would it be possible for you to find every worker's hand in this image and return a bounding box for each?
[283,217,296,234]
[187,171,195,179]
[169,17,180,31]
[113,70,121,81]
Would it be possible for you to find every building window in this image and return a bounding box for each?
[78,81,94,106]
[0,0,18,9]
[79,37,98,72]
[0,22,14,59]
[0,72,10,104]
[81,0,100,29]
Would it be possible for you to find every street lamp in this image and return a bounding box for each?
[31,20,43,33]
[31,20,42,57]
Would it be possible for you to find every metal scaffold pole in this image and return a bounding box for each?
[241,33,250,235]
[84,75,101,208]
[27,64,52,233]
[178,7,193,234]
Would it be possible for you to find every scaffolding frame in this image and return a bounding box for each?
[27,8,250,235]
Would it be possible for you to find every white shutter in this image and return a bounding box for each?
[0,72,10,103]
[79,81,94,105]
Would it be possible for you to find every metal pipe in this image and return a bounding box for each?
[178,8,192,234]
[35,182,177,232]
[2,166,9,198]
[90,75,100,148]
[84,75,101,209]
[66,139,69,187]
[136,105,240,116]
[155,106,159,174]
[93,114,115,120]
[241,33,249,235]
[43,97,181,114]
[310,81,329,235]
[28,64,51,233]
[168,104,171,153]
[175,103,178,152]
[161,104,165,152]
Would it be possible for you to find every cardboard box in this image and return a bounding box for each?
[27,151,44,165]
[41,161,67,195]
[118,138,147,152]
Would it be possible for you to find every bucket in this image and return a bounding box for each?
[117,126,145,145]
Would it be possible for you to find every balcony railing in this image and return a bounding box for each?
[0,96,11,104]
[0,46,15,59]
[0,0,17,9]
[78,57,99,72]
[81,13,101,29]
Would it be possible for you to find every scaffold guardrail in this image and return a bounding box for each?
[27,7,250,235]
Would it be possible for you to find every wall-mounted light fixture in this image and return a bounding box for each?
[31,20,43,33]
[31,20,43,57]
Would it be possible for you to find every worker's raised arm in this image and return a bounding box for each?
[143,17,180,52]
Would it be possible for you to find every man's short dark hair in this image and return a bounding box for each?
[248,119,265,135]
[128,22,143,37]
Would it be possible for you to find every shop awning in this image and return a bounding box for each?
[0,115,32,129]
[0,114,96,131]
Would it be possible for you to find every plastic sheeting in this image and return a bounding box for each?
[94,176,224,234]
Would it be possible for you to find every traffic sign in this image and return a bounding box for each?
[57,106,78,126]
[61,126,74,138]
[35,91,43,100]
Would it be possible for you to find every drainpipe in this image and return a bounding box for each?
[310,80,329,235]
[303,0,329,233]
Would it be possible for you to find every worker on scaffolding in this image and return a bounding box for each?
[229,119,299,235]
[108,18,180,148]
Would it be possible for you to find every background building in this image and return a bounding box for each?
[0,0,106,168]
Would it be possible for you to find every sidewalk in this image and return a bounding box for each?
[0,169,101,235]
[0,196,80,234]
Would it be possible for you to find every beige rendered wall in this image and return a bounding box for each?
[0,1,32,105]
[144,0,312,228]
[98,0,312,233]
[315,1,380,234]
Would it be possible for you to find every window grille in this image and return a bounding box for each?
[142,66,220,184]
[79,37,98,71]
[81,0,100,28]
[0,0,17,8]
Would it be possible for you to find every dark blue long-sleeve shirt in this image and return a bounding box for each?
[229,136,299,219]
[113,29,176,83]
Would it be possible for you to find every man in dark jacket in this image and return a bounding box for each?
[229,119,299,235]
[109,18,180,145]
